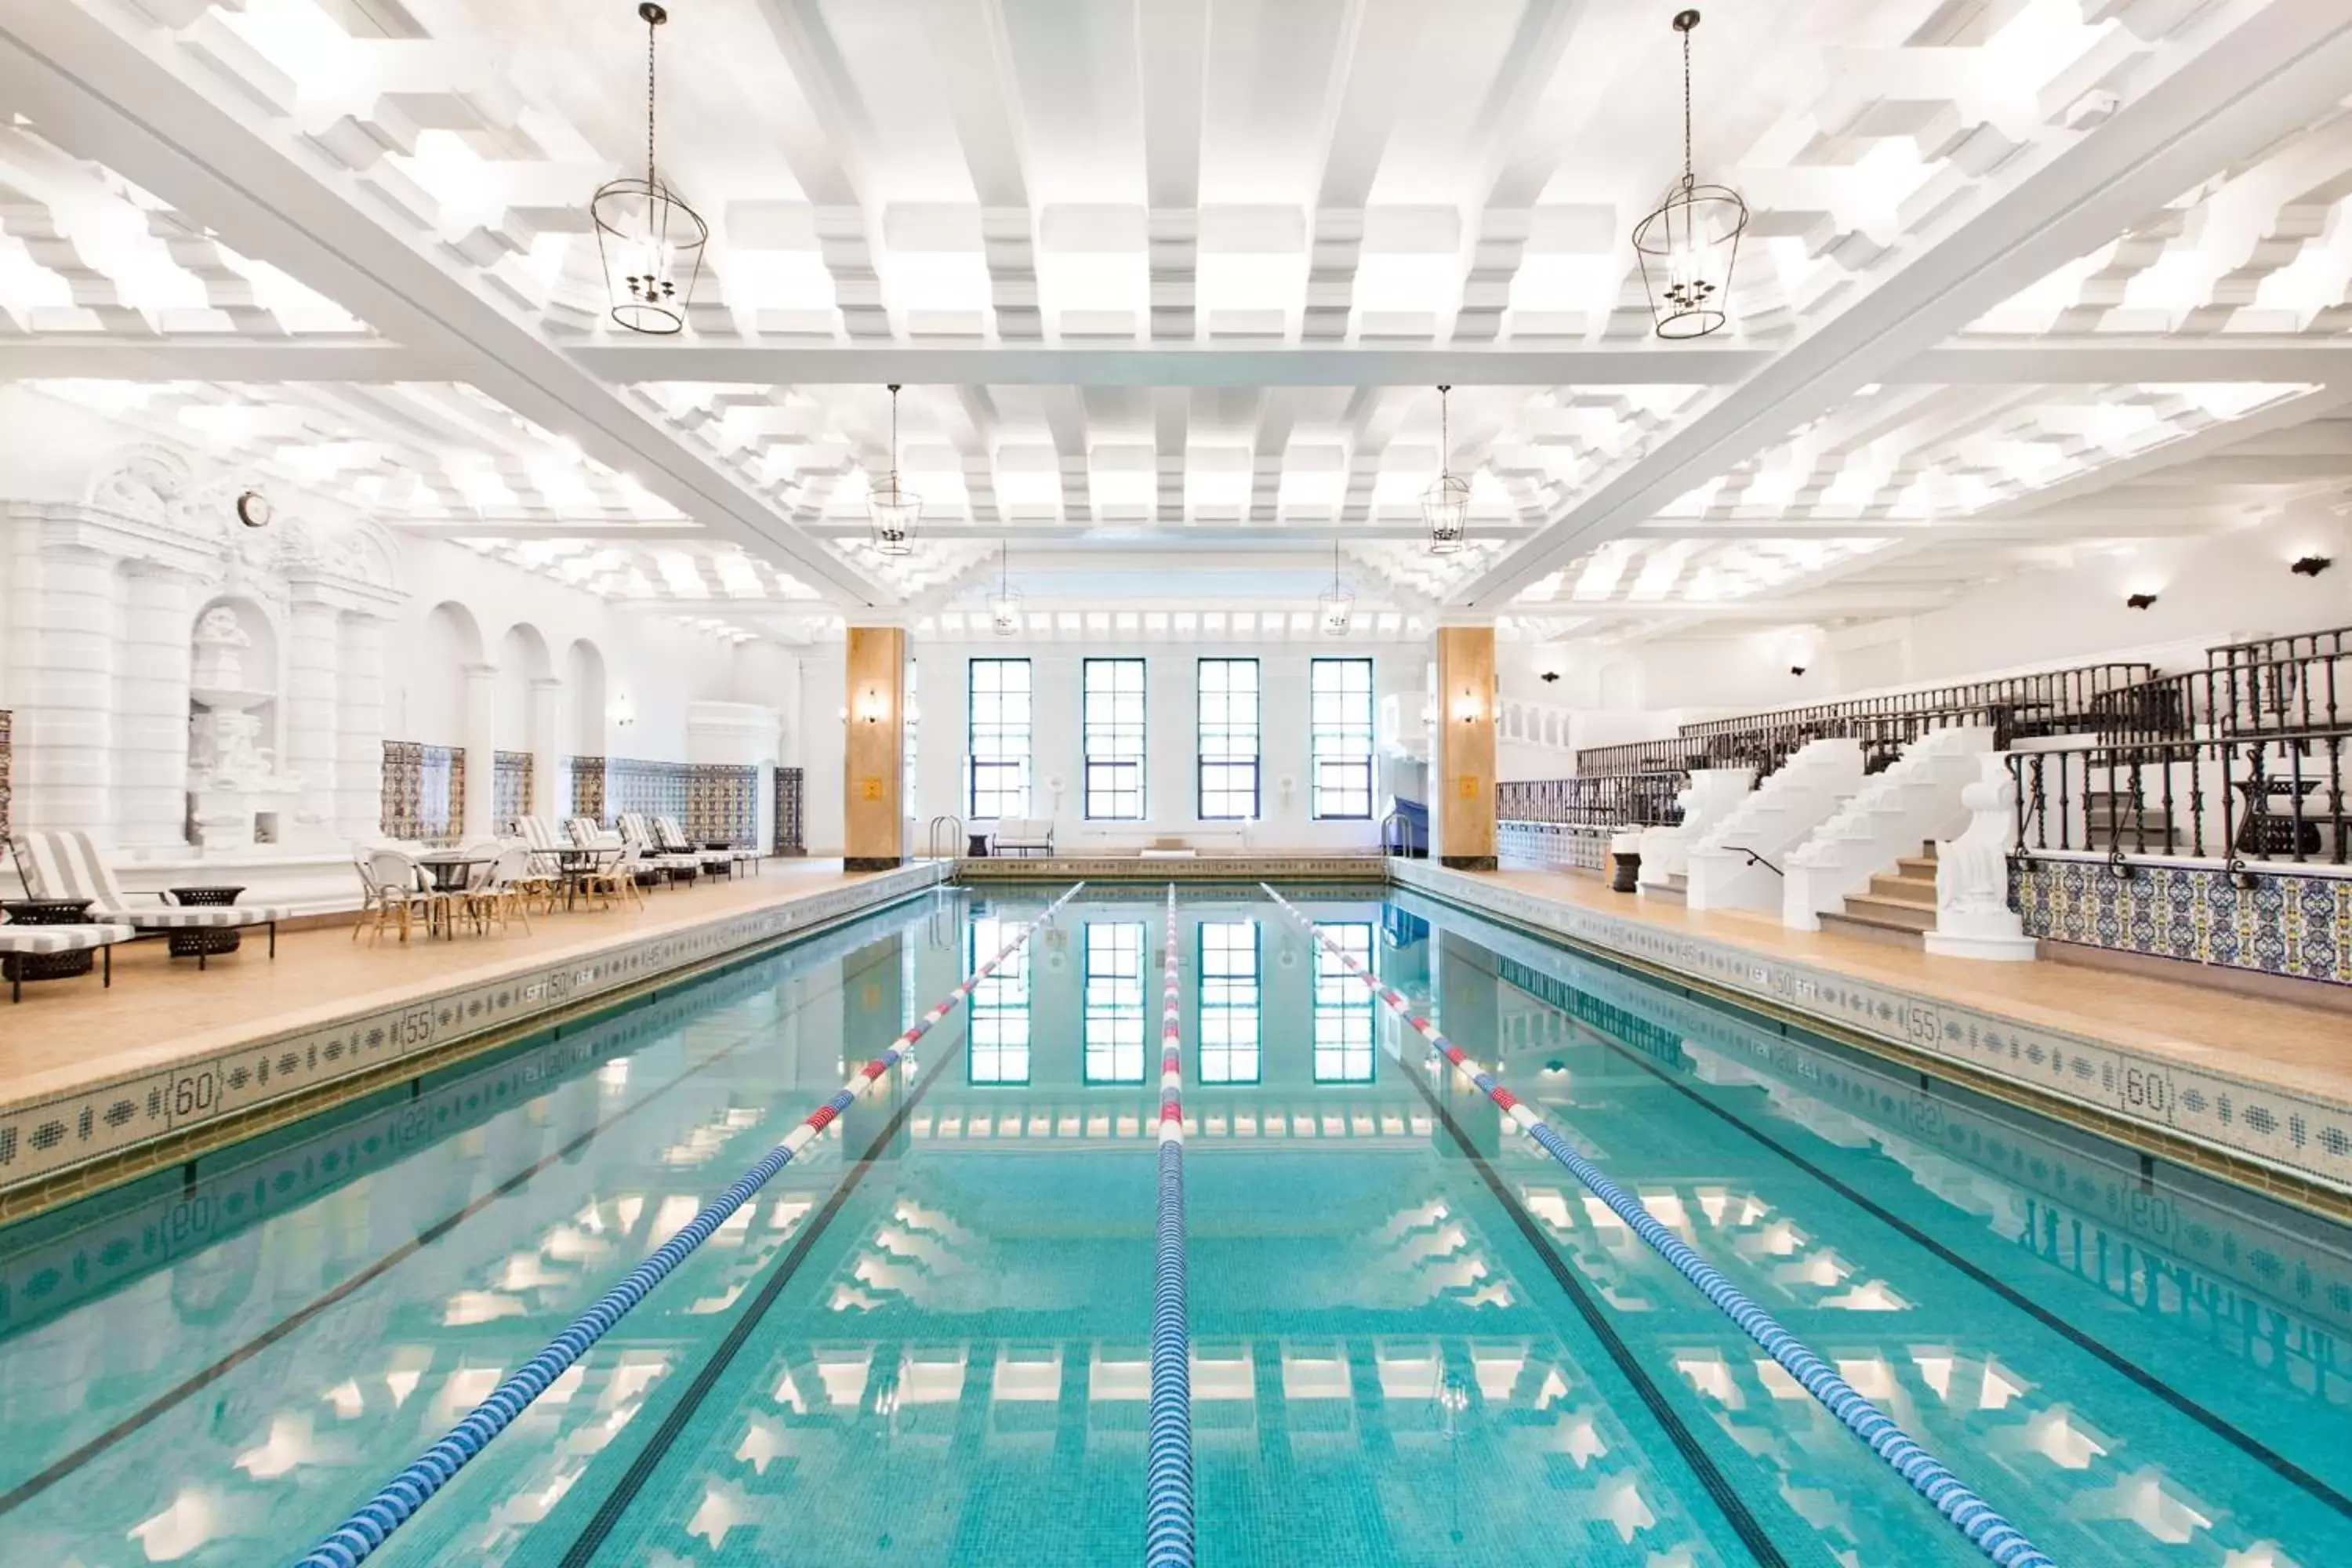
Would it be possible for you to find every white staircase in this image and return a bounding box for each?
[1639,768,1755,902]
[1686,739,1864,915]
[1781,727,1992,934]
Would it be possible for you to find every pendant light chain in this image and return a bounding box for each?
[1680,21,1694,191]
[590,3,706,334]
[646,13,659,194]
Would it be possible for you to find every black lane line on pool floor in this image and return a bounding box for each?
[554,1013,965,1568]
[0,967,862,1522]
[1455,938,2352,1523]
[1396,1046,1791,1568]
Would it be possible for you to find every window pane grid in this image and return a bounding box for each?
[1083,658,1147,820]
[967,916,1031,1083]
[1310,658,1374,820]
[1197,920,1260,1083]
[968,658,1033,820]
[1198,658,1260,820]
[1312,921,1374,1082]
[1083,922,1147,1083]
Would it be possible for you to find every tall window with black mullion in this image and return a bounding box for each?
[1198,658,1260,820]
[967,657,1032,820]
[1083,658,1147,820]
[1311,657,1375,819]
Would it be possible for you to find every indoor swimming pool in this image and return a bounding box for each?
[0,884,2347,1566]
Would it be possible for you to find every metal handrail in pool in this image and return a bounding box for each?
[292,883,1088,1568]
[1145,885,1194,1568]
[1259,885,2057,1568]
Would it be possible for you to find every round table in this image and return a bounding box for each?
[967,833,990,858]
[2,898,97,984]
[166,885,246,958]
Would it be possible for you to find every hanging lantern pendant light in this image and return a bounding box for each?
[1422,384,1468,555]
[1319,540,1355,636]
[590,3,709,336]
[989,537,1022,635]
[1632,9,1748,341]
[868,383,920,556]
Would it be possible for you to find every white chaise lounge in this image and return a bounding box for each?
[9,830,287,971]
[990,818,1055,857]
[0,921,136,1002]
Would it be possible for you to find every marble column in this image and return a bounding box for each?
[335,614,388,844]
[112,561,194,851]
[462,662,499,843]
[284,593,342,843]
[529,677,564,823]
[1433,625,1497,871]
[13,543,118,836]
[844,626,906,870]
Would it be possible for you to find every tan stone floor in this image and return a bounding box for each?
[0,861,908,1112]
[1457,868,2352,1109]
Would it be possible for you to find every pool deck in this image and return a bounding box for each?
[1400,862,2352,1204]
[0,859,948,1215]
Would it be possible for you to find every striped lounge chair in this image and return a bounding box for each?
[618,814,699,884]
[0,920,136,1002]
[654,815,736,877]
[9,830,289,970]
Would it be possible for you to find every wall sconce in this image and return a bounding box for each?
[1789,665,1806,677]
[2125,592,2158,610]
[1455,686,1483,725]
[610,693,636,729]
[1538,670,1561,684]
[2292,555,2332,577]
[855,686,888,725]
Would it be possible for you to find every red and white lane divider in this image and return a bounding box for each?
[1145,885,1194,1566]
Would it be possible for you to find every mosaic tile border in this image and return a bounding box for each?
[0,707,12,843]
[2014,855,2352,989]
[1498,819,1611,874]
[1393,860,2352,1197]
[0,863,947,1200]
[1429,902,2352,1330]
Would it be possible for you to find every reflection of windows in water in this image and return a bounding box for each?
[966,915,1030,1084]
[1198,920,1261,1084]
[1312,921,1375,1083]
[1084,922,1148,1083]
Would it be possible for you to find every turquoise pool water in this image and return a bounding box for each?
[0,885,2347,1566]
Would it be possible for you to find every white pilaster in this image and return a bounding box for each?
[335,614,389,844]
[14,543,118,836]
[462,661,498,842]
[285,593,342,841]
[528,676,563,822]
[112,561,194,851]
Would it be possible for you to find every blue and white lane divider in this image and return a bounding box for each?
[1260,887,2056,1568]
[293,884,1087,1568]
[1145,885,1195,1568]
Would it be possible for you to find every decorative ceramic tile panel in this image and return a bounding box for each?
[568,755,606,824]
[606,757,691,825]
[774,766,804,855]
[0,707,11,842]
[379,741,463,841]
[1498,820,1610,873]
[686,764,759,846]
[0,862,948,1203]
[493,750,533,832]
[1392,861,2352,1196]
[2013,855,2352,988]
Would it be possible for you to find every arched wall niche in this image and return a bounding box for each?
[566,638,608,755]
[496,622,554,750]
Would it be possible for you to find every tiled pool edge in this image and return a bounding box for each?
[0,863,947,1217]
[1394,862,2352,1209]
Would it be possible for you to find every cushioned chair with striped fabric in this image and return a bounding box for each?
[0,921,136,1001]
[654,815,735,876]
[618,813,698,883]
[9,830,288,969]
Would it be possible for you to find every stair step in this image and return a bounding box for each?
[1644,874,1688,906]
[1895,856,1937,877]
[1839,894,1938,931]
[1867,872,1939,900]
[1819,909,1930,949]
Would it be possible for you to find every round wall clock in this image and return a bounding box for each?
[235,489,274,529]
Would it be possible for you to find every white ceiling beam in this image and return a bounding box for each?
[571,343,1762,384]
[1455,3,2352,608]
[1138,0,1207,343]
[0,3,894,606]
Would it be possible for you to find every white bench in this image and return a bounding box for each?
[989,818,1056,857]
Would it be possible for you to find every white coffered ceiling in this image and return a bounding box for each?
[2,0,2350,644]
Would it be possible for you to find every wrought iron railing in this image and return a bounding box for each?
[2009,727,2350,870]
[1497,772,1684,829]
